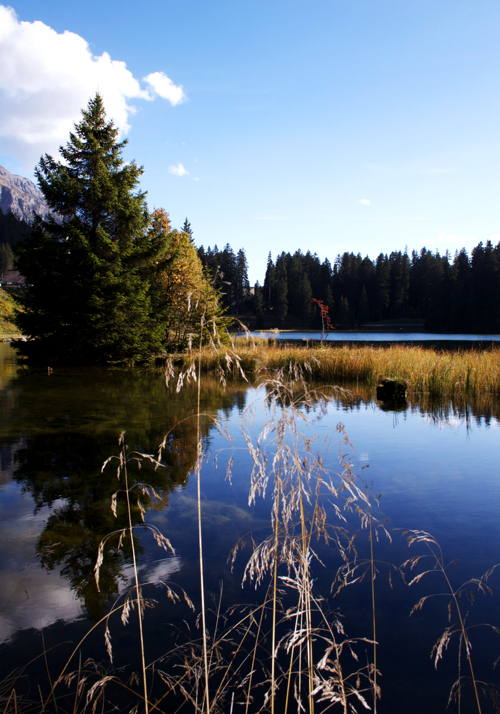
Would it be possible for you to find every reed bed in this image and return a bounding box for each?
[173,339,500,399]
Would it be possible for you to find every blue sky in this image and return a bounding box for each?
[0,0,499,284]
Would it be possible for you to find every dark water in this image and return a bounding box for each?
[0,343,499,713]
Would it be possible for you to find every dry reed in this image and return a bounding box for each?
[172,339,500,399]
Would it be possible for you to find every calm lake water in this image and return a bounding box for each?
[0,342,499,713]
[245,330,500,342]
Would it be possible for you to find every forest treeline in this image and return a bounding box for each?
[198,242,500,333]
[2,168,499,338]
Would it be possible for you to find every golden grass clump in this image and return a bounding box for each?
[173,338,500,399]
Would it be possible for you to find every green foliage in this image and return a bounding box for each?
[251,281,265,326]
[14,95,171,365]
[198,243,251,315]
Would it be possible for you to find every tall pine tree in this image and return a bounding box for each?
[15,94,170,365]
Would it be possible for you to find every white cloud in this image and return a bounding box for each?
[0,5,185,170]
[144,71,186,106]
[120,557,181,593]
[359,199,371,205]
[169,163,189,177]
[489,234,500,243]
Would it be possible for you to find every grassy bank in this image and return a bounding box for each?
[0,288,18,336]
[172,338,500,398]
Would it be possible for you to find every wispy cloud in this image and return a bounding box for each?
[169,163,189,177]
[359,199,371,206]
[0,5,185,169]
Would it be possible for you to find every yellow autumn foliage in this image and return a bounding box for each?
[150,211,227,351]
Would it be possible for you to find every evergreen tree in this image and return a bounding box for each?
[357,285,370,326]
[288,251,304,316]
[263,252,275,313]
[235,247,250,314]
[15,94,170,365]
[450,248,473,331]
[181,218,194,243]
[339,296,352,327]
[299,273,313,323]
[319,258,333,303]
[275,254,289,326]
[0,208,30,247]
[198,244,220,279]
[471,241,500,332]
[375,253,390,320]
[251,281,265,326]
[216,244,236,310]
[325,284,335,324]
[0,242,14,275]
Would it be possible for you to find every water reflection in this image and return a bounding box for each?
[0,344,498,713]
[246,330,500,342]
[0,344,251,622]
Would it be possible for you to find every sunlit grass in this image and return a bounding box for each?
[173,338,500,398]
[0,288,19,336]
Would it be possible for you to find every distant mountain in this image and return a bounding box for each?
[0,165,52,223]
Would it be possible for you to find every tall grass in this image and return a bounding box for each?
[172,339,500,399]
[401,531,500,714]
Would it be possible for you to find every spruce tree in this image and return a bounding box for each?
[15,94,170,365]
[0,242,14,275]
[181,218,194,243]
[235,247,250,314]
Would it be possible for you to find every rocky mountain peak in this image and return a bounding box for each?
[0,165,52,223]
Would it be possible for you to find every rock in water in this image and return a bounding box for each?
[376,378,408,402]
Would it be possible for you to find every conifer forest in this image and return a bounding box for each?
[199,240,500,333]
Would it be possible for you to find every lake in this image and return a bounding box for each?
[244,330,500,342]
[0,342,498,713]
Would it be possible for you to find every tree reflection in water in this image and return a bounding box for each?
[0,348,249,621]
